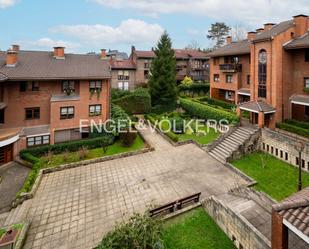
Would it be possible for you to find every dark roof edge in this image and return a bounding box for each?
[273,199,309,212]
[293,14,309,18]
[4,76,111,81]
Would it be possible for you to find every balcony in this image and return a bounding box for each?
[219,64,242,73]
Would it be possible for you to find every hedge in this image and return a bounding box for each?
[20,135,115,158]
[178,83,210,97]
[284,119,309,130]
[198,97,236,110]
[179,98,239,124]
[276,122,309,138]
[113,88,151,114]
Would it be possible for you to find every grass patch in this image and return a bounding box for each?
[39,135,145,168]
[162,207,236,249]
[177,125,220,145]
[232,152,309,201]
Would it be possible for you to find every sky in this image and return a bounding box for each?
[0,0,308,54]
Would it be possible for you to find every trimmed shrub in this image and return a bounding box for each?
[113,88,151,114]
[151,103,176,114]
[276,122,309,138]
[111,104,130,134]
[178,83,210,97]
[285,119,309,130]
[20,135,114,158]
[111,88,131,100]
[179,98,239,124]
[198,97,236,110]
[170,117,185,134]
[166,131,179,142]
[20,152,40,164]
[119,130,137,147]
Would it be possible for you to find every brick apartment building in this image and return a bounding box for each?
[209,14,309,129]
[0,46,111,164]
[110,46,210,90]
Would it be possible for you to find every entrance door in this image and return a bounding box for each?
[0,144,13,165]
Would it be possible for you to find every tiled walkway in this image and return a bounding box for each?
[23,127,247,249]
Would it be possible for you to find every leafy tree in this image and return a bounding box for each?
[149,31,177,111]
[185,40,201,50]
[180,76,193,86]
[207,22,231,48]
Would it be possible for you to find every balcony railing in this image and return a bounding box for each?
[219,64,242,73]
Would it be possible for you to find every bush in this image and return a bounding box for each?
[113,88,151,114]
[166,131,179,142]
[198,97,236,110]
[20,152,40,164]
[284,119,309,130]
[151,103,176,114]
[179,98,239,124]
[111,104,130,135]
[97,212,163,249]
[276,122,309,138]
[20,135,114,158]
[111,88,131,100]
[170,117,185,134]
[119,130,137,147]
[178,83,210,97]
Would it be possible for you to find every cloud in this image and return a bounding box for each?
[93,0,309,26]
[0,0,18,9]
[50,19,164,46]
[20,38,80,52]
[186,28,202,36]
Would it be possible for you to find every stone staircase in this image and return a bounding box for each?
[208,126,260,163]
[0,199,31,227]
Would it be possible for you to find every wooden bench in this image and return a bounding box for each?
[176,192,201,210]
[149,201,176,217]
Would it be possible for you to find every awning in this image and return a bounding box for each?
[0,127,21,147]
[21,125,50,137]
[238,88,251,96]
[238,101,276,114]
[290,95,309,106]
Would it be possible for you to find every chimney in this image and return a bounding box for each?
[247,31,257,41]
[226,36,232,44]
[293,14,309,37]
[53,46,65,59]
[12,44,20,52]
[6,49,18,67]
[100,49,107,59]
[264,23,276,31]
[131,46,136,54]
[256,28,264,34]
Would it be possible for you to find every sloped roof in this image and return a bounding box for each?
[253,20,294,42]
[0,50,111,80]
[290,94,309,106]
[284,32,309,49]
[273,187,309,238]
[238,100,276,113]
[111,59,136,70]
[207,40,251,57]
[134,49,209,59]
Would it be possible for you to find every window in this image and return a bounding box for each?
[118,71,129,81]
[31,81,39,91]
[296,157,299,165]
[144,60,150,68]
[280,150,283,158]
[226,74,233,83]
[231,56,239,64]
[25,107,40,120]
[263,143,265,150]
[89,81,102,92]
[144,70,149,80]
[62,81,75,94]
[27,135,50,147]
[267,144,269,152]
[305,49,309,62]
[214,58,219,65]
[0,109,4,124]
[258,50,267,98]
[271,146,274,154]
[60,106,74,119]
[214,74,219,82]
[89,104,102,116]
[304,78,309,89]
[247,75,251,85]
[225,91,232,100]
[118,82,129,91]
[285,152,288,161]
[20,81,27,92]
[305,106,309,116]
[302,159,305,168]
[224,57,229,64]
[275,148,278,156]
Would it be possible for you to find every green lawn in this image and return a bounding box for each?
[232,152,309,201]
[39,135,145,168]
[178,125,220,145]
[162,208,236,249]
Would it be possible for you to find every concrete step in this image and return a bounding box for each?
[230,131,250,140]
[212,147,229,158]
[0,211,10,227]
[214,146,231,157]
[218,140,239,150]
[209,152,226,163]
[221,137,240,147]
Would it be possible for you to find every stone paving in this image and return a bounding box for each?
[23,127,247,249]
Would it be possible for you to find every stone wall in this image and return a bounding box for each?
[203,196,271,249]
[261,128,309,172]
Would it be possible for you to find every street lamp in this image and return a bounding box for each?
[295,141,305,192]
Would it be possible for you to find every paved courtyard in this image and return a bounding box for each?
[23,127,247,249]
